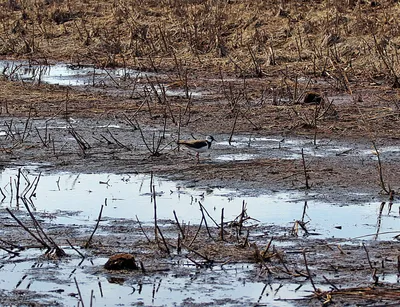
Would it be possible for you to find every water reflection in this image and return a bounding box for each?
[0,167,398,239]
[0,60,205,97]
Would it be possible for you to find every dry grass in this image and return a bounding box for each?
[2,1,400,162]
[1,0,400,84]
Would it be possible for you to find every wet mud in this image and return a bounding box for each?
[0,61,400,306]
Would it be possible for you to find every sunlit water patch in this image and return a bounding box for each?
[0,167,398,240]
[0,60,151,86]
[0,60,206,97]
[0,250,319,306]
[218,136,353,160]
[216,136,400,163]
[216,153,258,161]
[0,166,399,306]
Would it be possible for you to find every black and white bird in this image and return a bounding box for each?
[178,135,216,162]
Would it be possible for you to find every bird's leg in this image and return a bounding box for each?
[196,152,199,163]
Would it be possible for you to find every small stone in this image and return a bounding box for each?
[104,253,138,270]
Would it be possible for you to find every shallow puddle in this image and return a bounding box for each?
[0,248,318,306]
[0,168,399,239]
[1,167,398,240]
[0,60,138,86]
[217,136,400,162]
[0,166,399,305]
[0,60,205,97]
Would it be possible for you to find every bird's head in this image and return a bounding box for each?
[206,135,216,143]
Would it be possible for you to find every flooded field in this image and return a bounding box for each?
[1,166,399,306]
[0,250,315,306]
[1,167,398,239]
[4,0,400,304]
[1,59,400,306]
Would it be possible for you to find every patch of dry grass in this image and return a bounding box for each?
[1,0,400,84]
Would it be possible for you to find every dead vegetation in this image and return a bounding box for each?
[1,0,400,306]
[1,0,400,84]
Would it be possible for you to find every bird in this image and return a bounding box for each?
[178,135,216,163]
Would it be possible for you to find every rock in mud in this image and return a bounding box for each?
[303,91,323,104]
[104,253,138,270]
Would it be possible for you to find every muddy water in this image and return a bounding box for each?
[0,166,399,305]
[0,250,316,306]
[1,167,398,239]
[0,60,206,97]
[1,60,400,305]
[217,136,391,161]
[0,60,150,86]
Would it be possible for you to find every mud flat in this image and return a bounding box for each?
[0,166,399,306]
[0,61,400,306]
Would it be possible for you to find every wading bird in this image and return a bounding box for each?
[178,135,216,163]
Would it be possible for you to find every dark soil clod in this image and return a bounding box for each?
[104,253,138,271]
